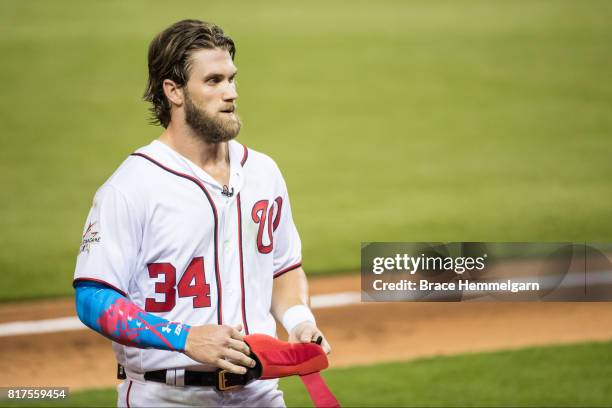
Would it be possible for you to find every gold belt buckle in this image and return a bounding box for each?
[216,369,243,391]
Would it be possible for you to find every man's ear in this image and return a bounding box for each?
[162,79,184,106]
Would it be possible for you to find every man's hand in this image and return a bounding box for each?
[289,321,331,354]
[184,324,256,374]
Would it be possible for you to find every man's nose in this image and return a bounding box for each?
[223,82,238,101]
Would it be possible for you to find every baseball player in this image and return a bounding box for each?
[73,19,330,407]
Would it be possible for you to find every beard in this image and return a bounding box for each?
[183,90,242,144]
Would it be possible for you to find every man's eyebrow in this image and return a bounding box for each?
[204,73,224,81]
[203,71,238,81]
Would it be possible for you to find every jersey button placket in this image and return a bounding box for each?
[223,237,231,294]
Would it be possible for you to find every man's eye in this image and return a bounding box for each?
[207,78,221,85]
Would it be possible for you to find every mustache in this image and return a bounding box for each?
[220,105,236,113]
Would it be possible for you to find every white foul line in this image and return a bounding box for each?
[310,291,362,308]
[0,316,88,337]
[0,291,363,338]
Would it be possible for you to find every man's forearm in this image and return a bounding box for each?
[75,282,190,351]
[271,267,310,320]
[271,267,317,332]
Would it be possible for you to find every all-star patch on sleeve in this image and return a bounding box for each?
[80,221,101,253]
[73,183,143,295]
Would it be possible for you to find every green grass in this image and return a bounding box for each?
[1,0,612,300]
[3,341,611,407]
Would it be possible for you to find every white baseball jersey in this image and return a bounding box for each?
[74,139,302,373]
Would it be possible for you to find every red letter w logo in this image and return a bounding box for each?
[251,197,283,254]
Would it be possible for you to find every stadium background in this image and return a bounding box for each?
[1,0,611,406]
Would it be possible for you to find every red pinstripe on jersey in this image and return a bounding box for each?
[240,144,248,166]
[126,380,132,408]
[130,152,224,325]
[236,194,250,334]
[273,262,302,278]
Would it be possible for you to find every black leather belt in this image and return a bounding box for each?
[146,369,251,391]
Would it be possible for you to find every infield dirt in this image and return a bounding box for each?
[1,274,611,390]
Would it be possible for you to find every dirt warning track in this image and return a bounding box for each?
[0,275,611,390]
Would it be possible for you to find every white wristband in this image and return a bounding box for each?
[281,305,316,334]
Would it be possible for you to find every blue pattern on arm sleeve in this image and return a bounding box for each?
[75,282,190,352]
